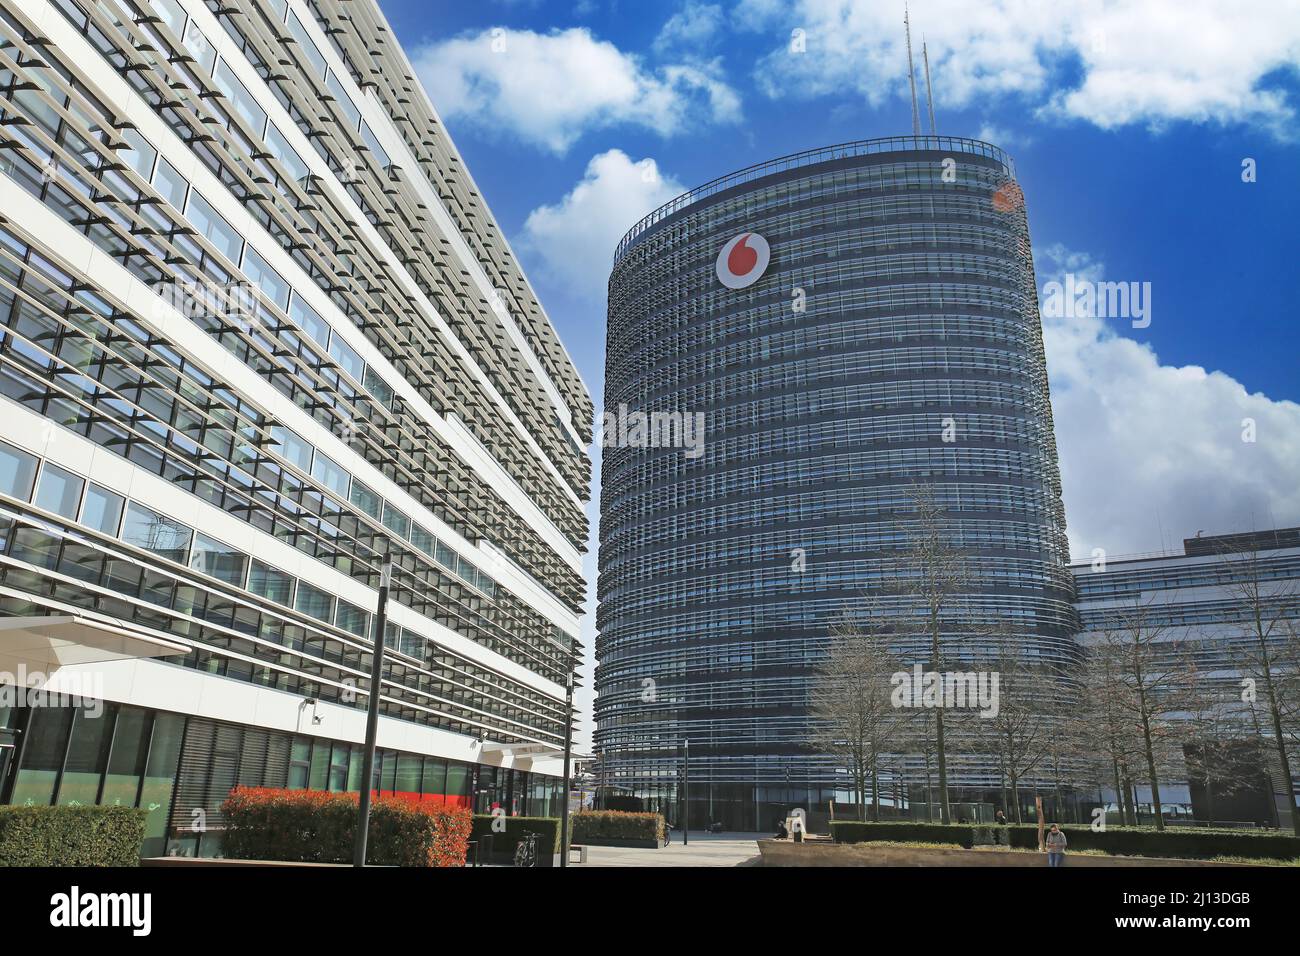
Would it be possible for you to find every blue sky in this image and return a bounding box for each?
[379,0,1300,742]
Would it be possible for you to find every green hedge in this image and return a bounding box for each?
[832,821,988,848]
[830,820,1300,860]
[0,805,147,866]
[572,810,665,844]
[1004,824,1300,860]
[222,787,471,866]
[470,815,561,857]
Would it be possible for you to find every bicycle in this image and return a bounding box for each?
[513,830,539,868]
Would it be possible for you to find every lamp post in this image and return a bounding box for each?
[558,665,575,868]
[682,739,690,846]
[353,558,392,868]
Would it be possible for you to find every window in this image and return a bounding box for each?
[311,451,349,498]
[81,483,124,535]
[265,123,309,185]
[33,462,84,519]
[153,0,187,37]
[0,441,39,500]
[328,334,364,382]
[363,367,394,408]
[119,127,157,180]
[289,294,329,346]
[138,713,184,854]
[361,122,390,169]
[410,525,435,556]
[270,425,314,473]
[294,580,334,623]
[190,532,249,586]
[241,246,289,309]
[288,12,327,79]
[328,742,349,791]
[57,706,116,806]
[100,706,150,808]
[248,560,293,604]
[182,19,218,74]
[381,503,410,538]
[153,157,189,209]
[288,737,311,789]
[349,479,381,519]
[325,71,361,130]
[213,59,267,137]
[8,707,74,806]
[185,191,243,263]
[334,599,367,637]
[121,503,192,563]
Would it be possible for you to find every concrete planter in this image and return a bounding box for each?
[574,837,663,849]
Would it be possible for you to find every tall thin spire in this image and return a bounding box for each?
[922,39,937,134]
[904,5,921,137]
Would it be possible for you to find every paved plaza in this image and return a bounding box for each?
[573,832,764,867]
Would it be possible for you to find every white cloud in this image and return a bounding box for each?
[654,2,725,54]
[412,27,741,154]
[1037,245,1300,558]
[739,0,1300,136]
[975,123,1031,149]
[519,150,686,300]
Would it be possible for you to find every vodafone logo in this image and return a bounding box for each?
[715,233,770,289]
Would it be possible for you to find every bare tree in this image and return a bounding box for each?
[896,484,970,824]
[895,708,938,822]
[811,604,903,822]
[1091,598,1195,831]
[976,626,1056,823]
[1219,545,1300,834]
[1075,650,1142,826]
[1182,671,1256,825]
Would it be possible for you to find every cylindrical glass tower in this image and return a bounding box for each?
[596,136,1076,830]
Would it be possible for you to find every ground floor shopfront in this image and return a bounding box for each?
[0,699,564,857]
[599,780,1176,835]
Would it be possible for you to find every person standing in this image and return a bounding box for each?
[1045,824,1067,867]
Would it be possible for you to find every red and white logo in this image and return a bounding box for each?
[715,233,770,289]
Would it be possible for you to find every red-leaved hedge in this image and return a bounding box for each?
[222,787,471,866]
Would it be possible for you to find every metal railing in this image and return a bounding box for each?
[613,135,1016,263]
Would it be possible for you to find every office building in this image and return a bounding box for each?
[1073,528,1300,826]
[0,0,590,855]
[597,136,1075,829]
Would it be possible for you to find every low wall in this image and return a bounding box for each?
[757,841,1248,868]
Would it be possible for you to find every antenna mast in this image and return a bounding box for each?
[904,6,921,137]
[922,39,937,134]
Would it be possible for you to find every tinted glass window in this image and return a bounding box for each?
[0,441,39,500]
[34,462,84,518]
[81,483,124,535]
[121,503,192,563]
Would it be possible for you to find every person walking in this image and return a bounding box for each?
[1045,823,1067,867]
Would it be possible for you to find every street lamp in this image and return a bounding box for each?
[353,558,392,868]
[682,739,690,846]
[558,663,575,868]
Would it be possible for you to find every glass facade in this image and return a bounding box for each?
[1073,530,1300,823]
[597,137,1077,829]
[0,701,560,857]
[0,0,589,845]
